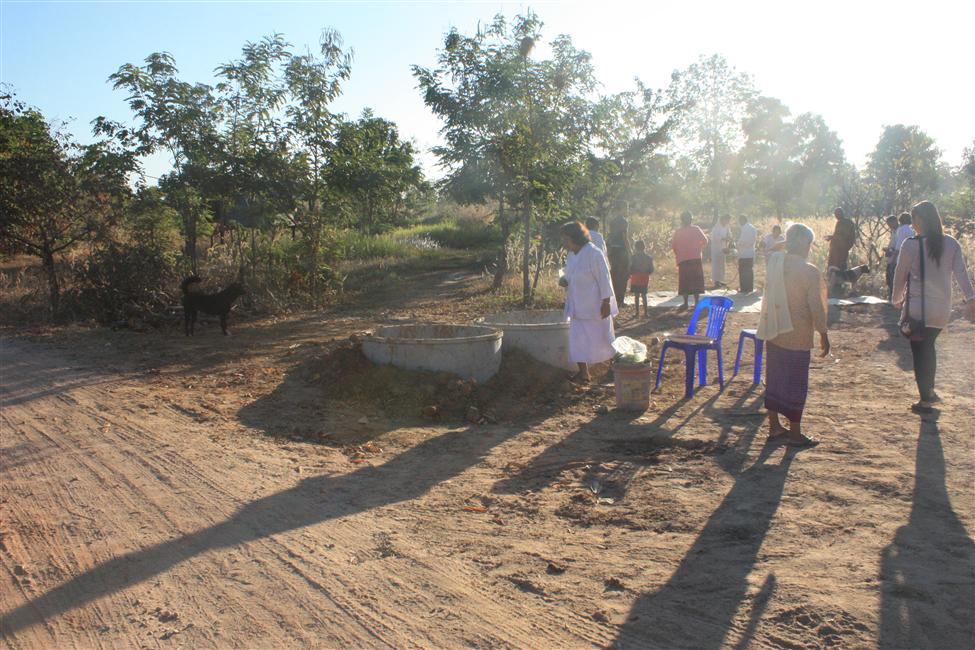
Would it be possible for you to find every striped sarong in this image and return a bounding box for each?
[764,342,811,423]
[677,259,705,296]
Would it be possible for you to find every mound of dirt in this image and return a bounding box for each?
[313,341,597,424]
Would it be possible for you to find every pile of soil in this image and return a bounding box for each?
[313,340,604,424]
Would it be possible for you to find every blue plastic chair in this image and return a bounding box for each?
[654,296,734,399]
[734,328,763,384]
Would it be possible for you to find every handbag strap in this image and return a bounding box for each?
[904,237,925,326]
[918,237,925,326]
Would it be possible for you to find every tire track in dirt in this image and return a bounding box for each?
[1,344,401,646]
[1,337,600,648]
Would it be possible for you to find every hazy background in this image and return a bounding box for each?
[3,0,974,180]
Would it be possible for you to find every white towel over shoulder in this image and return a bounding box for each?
[757,251,793,341]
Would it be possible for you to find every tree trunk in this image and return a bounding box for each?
[530,237,545,302]
[184,203,198,274]
[492,194,508,291]
[41,247,59,319]
[522,197,532,307]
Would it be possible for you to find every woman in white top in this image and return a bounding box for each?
[584,216,608,258]
[709,215,732,287]
[892,201,975,413]
[560,221,619,383]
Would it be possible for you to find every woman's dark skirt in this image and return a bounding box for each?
[609,249,630,302]
[764,342,811,423]
[677,259,705,296]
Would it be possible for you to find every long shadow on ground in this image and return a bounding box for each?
[0,342,567,637]
[0,424,510,636]
[879,418,975,648]
[492,384,766,500]
[610,443,798,649]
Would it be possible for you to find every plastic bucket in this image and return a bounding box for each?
[613,362,654,411]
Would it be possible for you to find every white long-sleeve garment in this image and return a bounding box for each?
[757,251,794,341]
[564,242,619,364]
[710,224,731,283]
[589,231,608,259]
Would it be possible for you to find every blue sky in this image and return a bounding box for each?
[3,0,973,183]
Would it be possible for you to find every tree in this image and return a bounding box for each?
[415,13,597,304]
[667,54,755,219]
[737,96,797,218]
[414,16,530,290]
[866,124,942,214]
[790,113,846,215]
[735,99,846,218]
[284,28,352,290]
[327,111,426,232]
[939,140,975,226]
[212,34,295,234]
[578,79,677,219]
[100,52,221,269]
[1,93,130,315]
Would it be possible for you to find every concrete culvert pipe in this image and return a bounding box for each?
[362,324,503,382]
[480,310,574,371]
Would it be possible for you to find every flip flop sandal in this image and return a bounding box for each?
[910,403,934,414]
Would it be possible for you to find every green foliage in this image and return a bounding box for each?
[414,12,602,304]
[327,112,428,232]
[666,54,756,217]
[69,240,183,323]
[395,218,501,250]
[332,217,501,260]
[866,124,942,214]
[1,91,132,315]
[578,80,678,217]
[736,99,846,218]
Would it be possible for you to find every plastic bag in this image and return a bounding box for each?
[612,336,647,364]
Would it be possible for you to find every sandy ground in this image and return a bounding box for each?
[2,265,974,649]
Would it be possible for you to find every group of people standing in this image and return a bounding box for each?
[671,212,783,309]
[559,201,975,437]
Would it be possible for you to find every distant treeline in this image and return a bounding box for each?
[2,11,973,315]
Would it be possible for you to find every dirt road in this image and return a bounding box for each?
[2,293,974,648]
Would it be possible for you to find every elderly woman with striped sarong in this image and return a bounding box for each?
[757,223,831,447]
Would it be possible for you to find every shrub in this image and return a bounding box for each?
[67,241,183,323]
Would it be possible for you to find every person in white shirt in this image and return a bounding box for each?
[893,212,913,252]
[584,216,607,259]
[560,221,619,384]
[761,224,786,261]
[709,215,733,288]
[736,215,758,293]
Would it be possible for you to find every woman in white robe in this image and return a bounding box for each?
[560,222,619,383]
[710,215,732,287]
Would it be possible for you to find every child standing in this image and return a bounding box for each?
[629,240,654,318]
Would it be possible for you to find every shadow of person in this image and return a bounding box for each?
[879,419,975,648]
[0,422,518,637]
[609,444,797,649]
[875,307,914,372]
[491,385,765,499]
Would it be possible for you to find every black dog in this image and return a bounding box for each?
[828,264,870,285]
[181,276,245,336]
